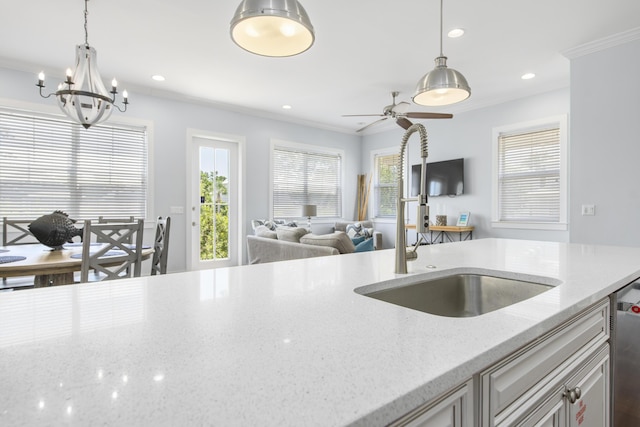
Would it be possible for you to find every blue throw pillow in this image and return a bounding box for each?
[354,237,374,252]
[351,235,366,246]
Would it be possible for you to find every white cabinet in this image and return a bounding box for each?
[516,345,609,427]
[480,299,610,427]
[389,299,611,427]
[389,379,473,427]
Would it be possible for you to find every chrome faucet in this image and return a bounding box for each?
[395,123,429,274]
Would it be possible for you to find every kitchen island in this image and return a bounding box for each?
[1,238,639,426]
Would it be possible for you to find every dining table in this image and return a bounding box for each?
[0,243,154,287]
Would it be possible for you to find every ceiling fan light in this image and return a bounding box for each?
[230,0,315,57]
[413,56,471,106]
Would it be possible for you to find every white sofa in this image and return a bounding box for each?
[246,220,382,264]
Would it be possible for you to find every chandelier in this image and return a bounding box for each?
[36,0,128,129]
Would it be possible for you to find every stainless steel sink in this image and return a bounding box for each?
[356,273,555,317]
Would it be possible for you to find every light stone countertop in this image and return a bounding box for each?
[1,238,640,426]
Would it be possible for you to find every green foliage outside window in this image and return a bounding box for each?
[200,171,229,260]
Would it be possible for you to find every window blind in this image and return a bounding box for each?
[272,145,342,218]
[374,153,399,218]
[498,127,560,222]
[0,109,148,220]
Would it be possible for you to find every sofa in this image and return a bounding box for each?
[247,220,382,264]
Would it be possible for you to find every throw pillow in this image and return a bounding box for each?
[254,225,277,239]
[276,227,309,243]
[354,237,374,252]
[346,222,374,239]
[351,235,366,246]
[300,231,355,254]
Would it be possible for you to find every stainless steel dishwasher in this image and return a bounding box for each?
[611,279,640,426]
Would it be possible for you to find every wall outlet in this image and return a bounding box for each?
[581,204,595,216]
[170,206,185,214]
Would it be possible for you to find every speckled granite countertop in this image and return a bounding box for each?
[2,238,639,426]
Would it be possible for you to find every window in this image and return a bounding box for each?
[373,152,400,218]
[271,141,342,218]
[492,115,568,230]
[0,108,148,220]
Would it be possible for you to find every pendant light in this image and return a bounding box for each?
[413,0,470,106]
[230,0,315,57]
[36,0,128,129]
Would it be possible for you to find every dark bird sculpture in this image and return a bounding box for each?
[29,210,83,250]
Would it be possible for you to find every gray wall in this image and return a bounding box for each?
[0,67,362,271]
[569,38,640,246]
[362,88,571,247]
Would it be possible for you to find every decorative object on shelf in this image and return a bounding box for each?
[28,211,83,250]
[357,174,372,221]
[230,0,315,57]
[36,0,128,129]
[457,211,470,226]
[301,204,317,229]
[413,0,471,106]
[436,215,447,226]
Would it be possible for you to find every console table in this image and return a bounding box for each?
[406,224,475,244]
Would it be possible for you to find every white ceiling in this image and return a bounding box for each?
[2,0,640,134]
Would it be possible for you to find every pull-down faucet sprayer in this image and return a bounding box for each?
[395,123,429,274]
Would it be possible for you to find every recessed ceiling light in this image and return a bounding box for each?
[447,28,465,38]
[282,105,292,110]
[152,75,165,82]
[521,73,536,80]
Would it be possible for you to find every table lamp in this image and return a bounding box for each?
[301,204,317,229]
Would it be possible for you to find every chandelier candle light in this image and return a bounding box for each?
[36,0,128,129]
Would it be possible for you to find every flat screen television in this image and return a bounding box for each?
[411,158,464,197]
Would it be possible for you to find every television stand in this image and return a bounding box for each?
[406,224,475,244]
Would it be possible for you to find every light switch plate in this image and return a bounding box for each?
[581,204,595,216]
[170,206,185,214]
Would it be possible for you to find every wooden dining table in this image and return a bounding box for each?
[0,243,154,287]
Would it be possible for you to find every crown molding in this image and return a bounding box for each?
[562,27,640,59]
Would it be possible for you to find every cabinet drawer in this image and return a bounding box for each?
[481,299,609,426]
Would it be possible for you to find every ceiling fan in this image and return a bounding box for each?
[343,91,453,132]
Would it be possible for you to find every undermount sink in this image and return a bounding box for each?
[355,273,556,318]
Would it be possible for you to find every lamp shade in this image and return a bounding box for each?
[230,0,315,57]
[413,56,471,106]
[301,204,317,217]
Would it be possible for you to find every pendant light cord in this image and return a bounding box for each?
[439,0,444,57]
[84,0,89,47]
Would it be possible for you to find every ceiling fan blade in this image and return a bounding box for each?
[356,117,388,132]
[405,112,454,119]
[396,117,413,130]
[342,114,385,117]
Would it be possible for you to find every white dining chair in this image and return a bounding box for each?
[150,216,171,275]
[79,219,144,283]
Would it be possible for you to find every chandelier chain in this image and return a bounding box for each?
[84,0,89,47]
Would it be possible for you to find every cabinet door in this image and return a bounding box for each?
[515,392,565,427]
[390,380,472,427]
[566,348,609,427]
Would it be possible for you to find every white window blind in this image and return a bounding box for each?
[272,145,342,218]
[497,127,560,223]
[0,109,148,220]
[374,153,400,218]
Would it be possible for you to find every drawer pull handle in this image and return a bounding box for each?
[564,387,582,404]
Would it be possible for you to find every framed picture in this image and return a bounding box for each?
[457,212,470,227]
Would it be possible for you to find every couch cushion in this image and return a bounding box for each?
[300,231,355,254]
[276,227,309,243]
[254,225,277,239]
